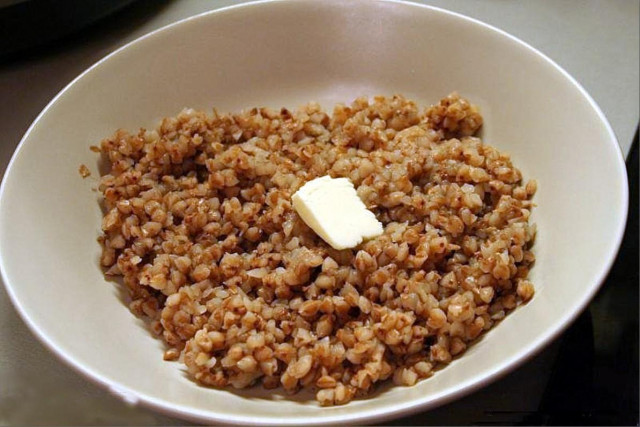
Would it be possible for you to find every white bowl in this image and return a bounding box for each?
[0,0,628,425]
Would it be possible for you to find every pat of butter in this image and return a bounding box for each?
[292,176,383,250]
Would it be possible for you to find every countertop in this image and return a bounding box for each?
[0,1,637,425]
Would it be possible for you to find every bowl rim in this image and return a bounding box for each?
[0,0,629,424]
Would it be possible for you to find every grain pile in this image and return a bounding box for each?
[97,93,536,405]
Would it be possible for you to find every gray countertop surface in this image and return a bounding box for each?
[0,0,637,425]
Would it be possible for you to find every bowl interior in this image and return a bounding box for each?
[0,0,627,425]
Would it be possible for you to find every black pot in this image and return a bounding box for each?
[0,0,136,56]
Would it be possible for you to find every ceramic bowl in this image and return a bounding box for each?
[0,0,628,424]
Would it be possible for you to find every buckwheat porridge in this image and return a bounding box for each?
[96,93,536,406]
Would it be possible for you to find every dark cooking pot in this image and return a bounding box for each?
[0,0,136,57]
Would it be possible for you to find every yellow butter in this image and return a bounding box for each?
[292,176,383,250]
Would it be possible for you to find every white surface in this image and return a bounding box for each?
[0,0,636,425]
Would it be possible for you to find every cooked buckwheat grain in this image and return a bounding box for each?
[97,93,536,405]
